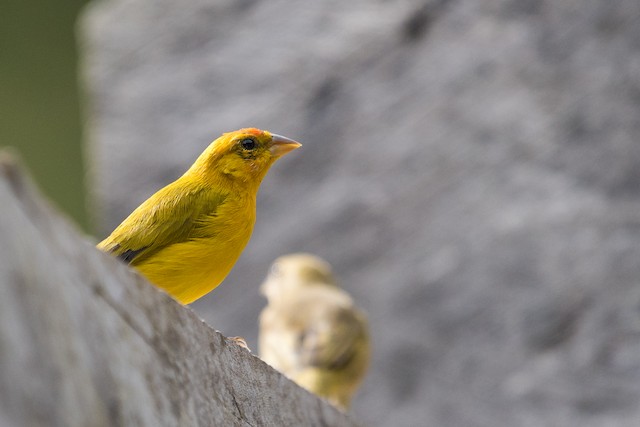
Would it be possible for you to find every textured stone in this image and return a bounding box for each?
[0,154,356,427]
[81,0,640,425]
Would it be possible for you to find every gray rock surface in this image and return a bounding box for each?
[0,154,356,427]
[81,0,640,425]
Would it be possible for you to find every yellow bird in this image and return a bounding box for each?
[97,128,301,304]
[259,254,370,410]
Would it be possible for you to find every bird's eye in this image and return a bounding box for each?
[270,263,282,277]
[240,138,256,150]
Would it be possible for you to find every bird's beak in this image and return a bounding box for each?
[269,133,302,157]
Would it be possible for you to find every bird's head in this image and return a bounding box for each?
[190,128,301,186]
[261,253,338,300]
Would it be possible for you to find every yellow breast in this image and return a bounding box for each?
[134,193,256,304]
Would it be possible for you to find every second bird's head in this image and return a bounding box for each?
[189,128,301,185]
[261,253,338,301]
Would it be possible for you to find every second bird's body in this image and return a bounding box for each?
[259,254,370,410]
[98,128,300,304]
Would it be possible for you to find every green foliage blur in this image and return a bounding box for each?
[0,0,89,230]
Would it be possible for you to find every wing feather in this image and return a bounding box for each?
[97,183,227,265]
[299,307,367,371]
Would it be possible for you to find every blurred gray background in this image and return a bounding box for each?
[79,0,640,426]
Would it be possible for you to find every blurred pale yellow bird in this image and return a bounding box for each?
[97,128,301,304]
[259,253,370,410]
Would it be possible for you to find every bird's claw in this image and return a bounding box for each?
[228,336,251,352]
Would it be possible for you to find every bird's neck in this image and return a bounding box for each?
[184,163,263,195]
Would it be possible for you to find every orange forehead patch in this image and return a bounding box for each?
[235,127,264,136]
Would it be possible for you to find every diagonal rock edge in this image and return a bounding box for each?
[0,152,357,427]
